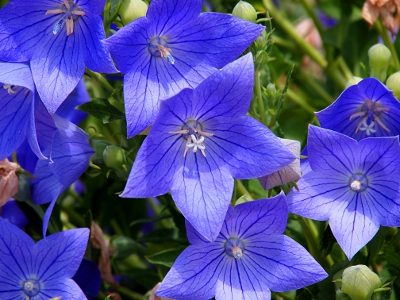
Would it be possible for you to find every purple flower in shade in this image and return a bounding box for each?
[120,54,295,241]
[72,258,101,299]
[0,0,117,113]
[0,199,28,228]
[287,125,400,259]
[316,77,400,140]
[104,0,264,137]
[0,218,89,299]
[156,193,328,300]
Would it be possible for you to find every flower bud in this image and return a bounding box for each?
[386,71,400,98]
[103,145,128,172]
[232,1,257,22]
[346,76,363,88]
[119,0,148,25]
[368,44,391,82]
[266,83,277,98]
[341,265,381,300]
[91,139,111,164]
[336,289,352,300]
[0,159,19,207]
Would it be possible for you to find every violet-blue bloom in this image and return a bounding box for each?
[316,77,400,140]
[0,199,28,228]
[120,54,295,241]
[287,125,400,259]
[104,0,264,137]
[0,218,89,299]
[0,0,117,114]
[156,193,328,300]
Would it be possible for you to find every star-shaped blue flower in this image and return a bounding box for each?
[316,77,400,140]
[156,193,327,300]
[0,218,89,299]
[120,54,295,241]
[0,0,117,114]
[104,0,264,137]
[287,125,400,259]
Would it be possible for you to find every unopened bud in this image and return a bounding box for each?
[266,83,277,97]
[119,0,148,25]
[341,265,381,300]
[336,289,352,300]
[232,1,257,22]
[368,44,391,82]
[0,159,19,207]
[346,76,363,88]
[103,145,127,172]
[91,139,111,164]
[386,71,400,98]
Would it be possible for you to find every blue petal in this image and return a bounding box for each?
[308,125,359,176]
[172,12,264,69]
[55,79,90,124]
[34,228,89,282]
[156,245,223,300]
[0,219,34,292]
[76,0,106,15]
[316,78,400,140]
[0,62,34,90]
[171,155,234,241]
[146,0,202,34]
[1,200,29,228]
[0,86,32,161]
[48,115,94,186]
[206,116,295,179]
[329,193,380,260]
[76,14,117,73]
[72,258,101,299]
[39,278,86,299]
[223,193,288,239]
[242,235,327,292]
[287,171,351,220]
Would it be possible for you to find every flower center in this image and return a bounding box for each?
[148,37,175,64]
[45,0,86,36]
[169,118,213,157]
[225,237,245,259]
[349,173,368,192]
[23,279,41,297]
[349,99,390,135]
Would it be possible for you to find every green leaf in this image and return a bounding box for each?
[109,0,122,19]
[112,236,140,260]
[146,248,185,267]
[77,98,123,123]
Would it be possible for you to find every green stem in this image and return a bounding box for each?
[85,69,116,95]
[255,68,265,124]
[285,89,316,114]
[375,19,400,70]
[337,56,353,81]
[115,285,144,300]
[263,0,327,69]
[296,73,333,104]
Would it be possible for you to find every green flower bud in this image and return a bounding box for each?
[232,1,257,22]
[386,71,400,98]
[341,265,381,300]
[368,44,391,82]
[119,0,148,25]
[266,83,277,98]
[91,139,111,164]
[103,145,128,174]
[346,76,363,88]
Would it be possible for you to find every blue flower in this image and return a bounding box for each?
[104,0,264,137]
[156,193,327,300]
[0,0,117,113]
[0,199,28,228]
[287,125,400,259]
[0,218,89,299]
[316,77,400,140]
[120,54,295,241]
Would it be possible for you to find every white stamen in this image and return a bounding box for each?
[232,245,243,259]
[3,84,18,94]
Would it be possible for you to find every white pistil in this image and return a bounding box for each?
[186,134,206,157]
[232,245,243,259]
[3,84,18,94]
[350,180,361,191]
[158,44,175,65]
[359,120,377,136]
